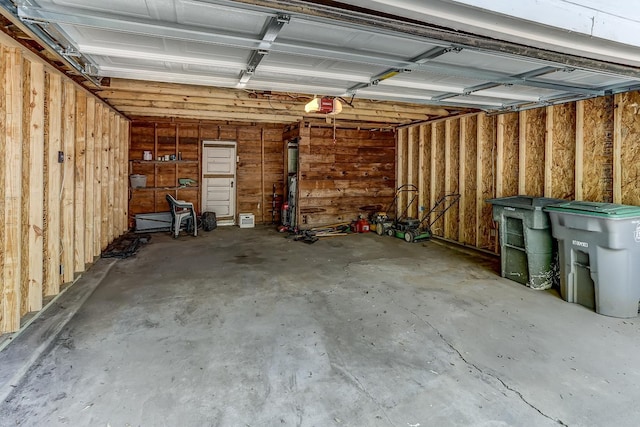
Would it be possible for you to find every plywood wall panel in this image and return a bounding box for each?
[462,116,477,246]
[445,120,460,241]
[432,122,446,236]
[407,126,419,218]
[524,108,546,197]
[418,124,431,216]
[551,103,576,199]
[582,97,614,202]
[399,94,624,253]
[478,114,496,250]
[619,91,640,205]
[501,113,519,196]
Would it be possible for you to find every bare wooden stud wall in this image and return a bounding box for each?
[61,82,76,284]
[93,103,104,257]
[2,47,23,332]
[396,91,637,254]
[74,91,86,274]
[101,108,110,250]
[0,36,129,333]
[84,97,95,264]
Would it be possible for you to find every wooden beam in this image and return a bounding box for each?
[108,112,116,243]
[121,119,130,233]
[113,114,121,238]
[458,117,467,244]
[407,126,416,218]
[94,103,103,256]
[61,81,75,284]
[396,128,406,216]
[476,113,484,248]
[518,110,527,195]
[613,94,622,204]
[495,114,504,198]
[118,106,303,123]
[101,106,110,250]
[74,91,86,273]
[418,125,427,216]
[84,96,96,264]
[261,128,266,223]
[104,79,453,116]
[45,73,62,296]
[2,47,23,332]
[24,60,45,313]
[430,123,437,225]
[544,106,554,197]
[444,120,452,237]
[107,98,437,124]
[575,100,584,201]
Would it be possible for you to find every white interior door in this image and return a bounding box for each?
[202,142,236,225]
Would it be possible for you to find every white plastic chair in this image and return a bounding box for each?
[166,194,197,238]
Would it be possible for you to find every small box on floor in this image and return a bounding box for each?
[238,213,255,228]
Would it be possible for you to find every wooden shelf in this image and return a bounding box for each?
[132,186,199,190]
[131,160,199,164]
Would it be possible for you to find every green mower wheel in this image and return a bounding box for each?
[404,231,414,242]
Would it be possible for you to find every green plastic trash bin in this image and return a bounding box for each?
[545,201,640,318]
[487,196,565,289]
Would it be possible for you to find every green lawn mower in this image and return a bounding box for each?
[376,184,461,243]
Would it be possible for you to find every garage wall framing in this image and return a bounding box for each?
[0,34,129,334]
[396,91,640,253]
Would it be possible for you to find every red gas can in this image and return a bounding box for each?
[356,218,370,233]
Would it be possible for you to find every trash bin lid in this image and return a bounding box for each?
[486,196,566,210]
[544,201,640,218]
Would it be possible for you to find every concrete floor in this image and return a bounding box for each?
[1,226,640,427]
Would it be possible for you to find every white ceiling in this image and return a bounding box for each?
[6,0,640,113]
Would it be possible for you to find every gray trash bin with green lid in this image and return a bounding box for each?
[544,201,640,318]
[487,196,565,290]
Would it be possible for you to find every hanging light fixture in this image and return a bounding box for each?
[304,97,342,114]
